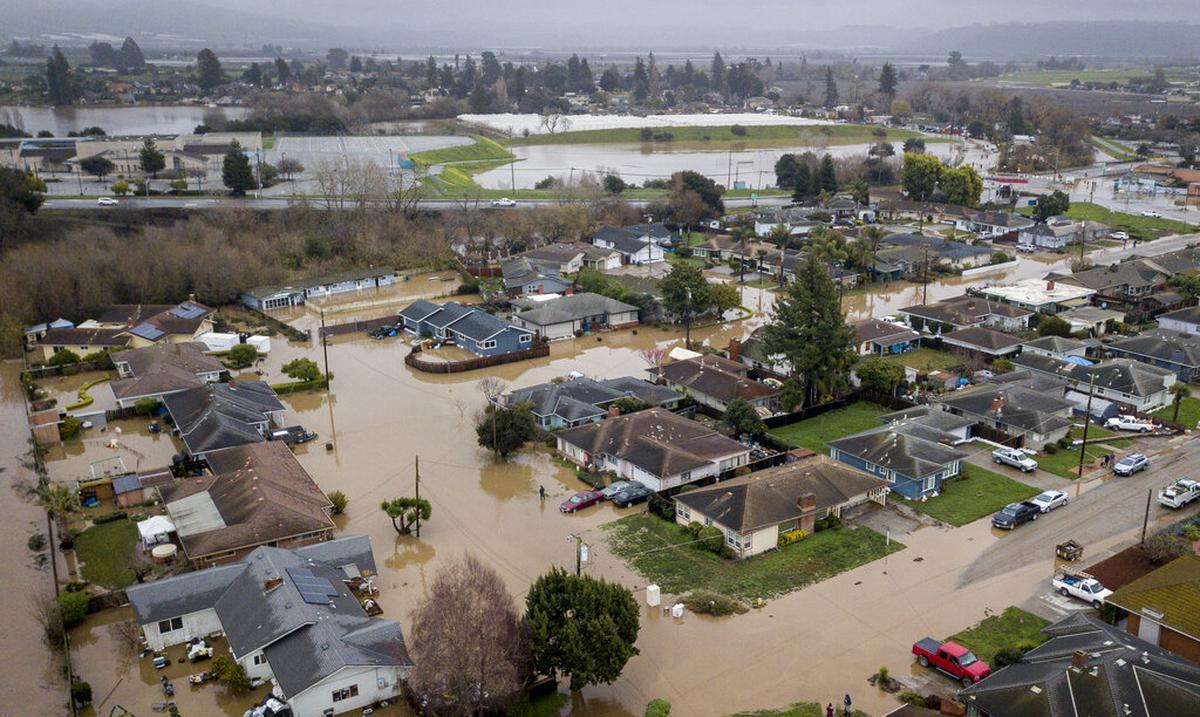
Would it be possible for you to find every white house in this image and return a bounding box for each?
[1158,306,1200,336]
[591,224,668,265]
[126,537,412,717]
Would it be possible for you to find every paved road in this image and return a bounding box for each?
[958,432,1200,586]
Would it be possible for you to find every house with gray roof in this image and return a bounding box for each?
[899,296,1032,334]
[109,341,225,408]
[827,424,969,500]
[126,536,412,717]
[959,613,1200,717]
[555,407,750,491]
[1156,305,1200,336]
[1107,332,1200,382]
[878,406,976,443]
[853,318,921,356]
[939,327,1024,358]
[937,384,1075,449]
[398,300,534,356]
[240,268,396,310]
[1049,261,1165,300]
[503,376,681,429]
[162,379,286,460]
[518,244,585,273]
[955,210,1035,239]
[1020,335,1089,360]
[655,354,778,413]
[1011,354,1177,412]
[512,292,639,340]
[500,256,573,298]
[591,224,667,265]
[673,455,889,558]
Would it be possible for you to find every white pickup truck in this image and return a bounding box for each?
[1158,478,1200,509]
[1052,570,1112,608]
[1105,414,1155,433]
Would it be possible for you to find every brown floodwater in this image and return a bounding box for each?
[22,255,1090,716]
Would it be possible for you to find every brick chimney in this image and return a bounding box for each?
[990,396,1005,415]
[1071,650,1088,669]
[798,492,818,534]
[564,286,574,296]
[607,404,621,418]
[264,577,283,593]
[727,337,742,362]
[1047,280,1055,292]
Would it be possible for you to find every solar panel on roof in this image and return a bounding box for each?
[286,566,338,604]
[130,323,166,340]
[169,303,207,320]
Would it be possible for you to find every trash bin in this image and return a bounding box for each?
[646,584,660,607]
[670,603,685,618]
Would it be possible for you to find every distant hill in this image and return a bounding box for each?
[895,21,1200,60]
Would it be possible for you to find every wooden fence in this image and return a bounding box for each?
[319,315,397,338]
[404,342,550,374]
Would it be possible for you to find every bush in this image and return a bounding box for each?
[1145,531,1190,564]
[993,645,1028,667]
[645,699,672,717]
[1045,443,1059,454]
[59,415,82,440]
[777,529,807,547]
[70,680,93,707]
[281,357,321,382]
[647,492,676,521]
[695,525,724,553]
[212,654,253,694]
[684,521,703,538]
[226,343,258,368]
[730,124,748,136]
[1182,524,1200,542]
[1057,436,1072,449]
[328,490,348,515]
[134,398,158,416]
[93,511,128,524]
[898,690,926,707]
[682,590,748,616]
[58,589,91,628]
[48,349,81,366]
[27,533,46,552]
[814,515,842,532]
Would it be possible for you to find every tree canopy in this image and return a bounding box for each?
[901,152,943,201]
[380,496,432,534]
[222,140,255,195]
[722,397,765,437]
[1035,190,1071,222]
[196,48,223,91]
[475,404,537,459]
[855,357,906,395]
[139,138,165,178]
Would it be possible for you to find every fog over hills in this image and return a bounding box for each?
[3,0,1198,58]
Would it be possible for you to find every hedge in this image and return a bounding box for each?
[66,374,111,410]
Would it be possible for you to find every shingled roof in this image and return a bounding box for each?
[110,341,224,400]
[828,427,968,479]
[1107,554,1200,641]
[657,355,777,404]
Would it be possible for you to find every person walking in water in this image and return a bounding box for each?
[538,484,546,501]
[825,703,834,717]
[843,694,852,716]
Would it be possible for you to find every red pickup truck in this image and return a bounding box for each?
[912,638,991,687]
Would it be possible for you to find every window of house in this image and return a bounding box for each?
[332,685,359,702]
[726,531,736,546]
[253,654,267,666]
[480,339,497,350]
[157,617,183,633]
[677,506,690,521]
[680,471,691,482]
[519,334,532,343]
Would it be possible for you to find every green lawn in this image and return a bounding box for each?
[1037,443,1108,480]
[950,606,1051,665]
[880,347,962,372]
[604,514,902,602]
[1088,136,1136,162]
[1152,396,1200,427]
[409,135,514,168]
[1000,67,1194,87]
[767,401,890,455]
[729,704,871,717]
[508,693,568,717]
[666,253,712,270]
[897,464,1040,527]
[506,123,937,149]
[1019,202,1196,240]
[74,519,140,589]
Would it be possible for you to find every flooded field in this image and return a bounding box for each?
[0,105,250,137]
[459,112,830,136]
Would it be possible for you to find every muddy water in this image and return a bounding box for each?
[0,362,68,714]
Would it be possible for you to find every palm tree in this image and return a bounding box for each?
[36,482,80,547]
[768,224,792,286]
[1170,383,1192,423]
[859,225,885,280]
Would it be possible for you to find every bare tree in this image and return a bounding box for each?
[538,113,571,135]
[409,554,529,716]
[387,167,425,217]
[477,377,507,458]
[639,347,667,382]
[29,589,65,651]
[109,619,145,656]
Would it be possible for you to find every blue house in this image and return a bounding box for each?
[398,300,533,357]
[827,425,968,500]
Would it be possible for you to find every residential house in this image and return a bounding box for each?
[878,406,976,443]
[503,375,680,429]
[877,232,994,271]
[1156,305,1200,336]
[955,210,1035,240]
[162,379,287,460]
[730,329,791,377]
[30,326,128,363]
[778,251,860,288]
[1049,261,1165,303]
[1138,246,1200,277]
[1019,335,1088,360]
[126,536,413,717]
[555,408,751,491]
[852,318,921,356]
[939,327,1024,358]
[1058,305,1126,336]
[827,424,969,500]
[937,384,1075,449]
[22,317,74,346]
[1107,554,1200,663]
[109,341,225,408]
[976,279,1096,315]
[160,441,335,568]
[500,257,573,298]
[673,455,889,558]
[591,224,669,265]
[1011,354,1177,412]
[516,244,585,274]
[655,355,778,413]
[398,300,534,356]
[898,296,1032,334]
[1018,217,1084,249]
[512,293,639,340]
[959,613,1200,717]
[30,300,216,362]
[1107,332,1200,382]
[241,268,396,310]
[573,242,623,271]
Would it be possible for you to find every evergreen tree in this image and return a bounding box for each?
[632,57,650,102]
[196,48,223,92]
[45,46,75,105]
[818,154,838,193]
[792,163,812,202]
[480,51,502,86]
[274,57,291,85]
[119,37,145,73]
[139,138,165,178]
[243,63,262,88]
[349,56,363,73]
[877,61,897,102]
[424,55,438,86]
[774,153,799,189]
[762,253,856,409]
[823,66,838,108]
[710,51,725,96]
[221,140,255,195]
[525,568,639,691]
[599,67,621,92]
[577,57,594,92]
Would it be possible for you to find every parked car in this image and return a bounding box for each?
[992,447,1038,473]
[1158,478,1200,509]
[992,501,1040,529]
[1016,243,1036,253]
[600,480,636,500]
[1030,489,1068,513]
[1113,453,1150,476]
[912,638,991,687]
[1052,569,1112,608]
[611,484,652,508]
[1111,231,1129,241]
[1140,210,1161,218]
[491,197,517,208]
[559,490,604,513]
[97,196,119,206]
[1105,414,1154,432]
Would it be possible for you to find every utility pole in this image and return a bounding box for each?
[509,153,516,193]
[319,309,331,389]
[1140,489,1152,546]
[1076,373,1096,482]
[568,533,584,576]
[921,245,930,305]
[414,455,421,539]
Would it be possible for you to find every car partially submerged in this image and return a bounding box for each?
[560,489,603,513]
